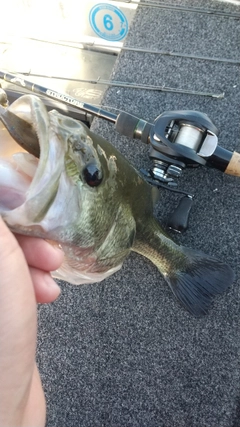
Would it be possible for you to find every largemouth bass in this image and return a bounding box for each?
[0,95,234,316]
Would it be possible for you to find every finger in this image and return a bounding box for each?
[0,218,36,317]
[15,235,64,272]
[29,267,61,304]
[0,218,36,421]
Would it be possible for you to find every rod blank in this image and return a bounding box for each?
[0,70,117,123]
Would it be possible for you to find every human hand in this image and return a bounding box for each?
[0,217,64,427]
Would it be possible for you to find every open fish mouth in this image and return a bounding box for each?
[0,94,122,284]
[0,95,83,233]
[0,149,38,212]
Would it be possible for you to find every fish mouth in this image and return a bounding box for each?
[0,150,38,211]
[0,94,123,285]
[0,94,76,235]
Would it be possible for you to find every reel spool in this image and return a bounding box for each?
[149,110,219,185]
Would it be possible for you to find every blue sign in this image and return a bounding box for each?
[89,3,128,42]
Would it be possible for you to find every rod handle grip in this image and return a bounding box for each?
[225,151,240,176]
[115,112,151,143]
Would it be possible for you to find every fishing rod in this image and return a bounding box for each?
[0,70,240,232]
[18,37,240,66]
[15,72,224,99]
[0,71,117,123]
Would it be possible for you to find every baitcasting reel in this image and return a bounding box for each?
[145,111,224,232]
[149,110,219,184]
[116,109,238,232]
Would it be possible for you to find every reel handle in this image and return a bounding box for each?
[167,196,193,233]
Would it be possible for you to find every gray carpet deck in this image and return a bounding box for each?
[37,1,240,426]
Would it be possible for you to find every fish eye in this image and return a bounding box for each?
[83,163,103,187]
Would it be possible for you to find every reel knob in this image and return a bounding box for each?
[167,195,193,233]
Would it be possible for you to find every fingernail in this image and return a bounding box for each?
[46,239,63,253]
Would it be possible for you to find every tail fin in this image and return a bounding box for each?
[165,247,234,317]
